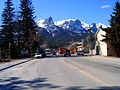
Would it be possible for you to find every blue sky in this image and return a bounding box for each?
[0,0,119,25]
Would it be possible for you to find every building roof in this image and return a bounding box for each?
[95,28,108,36]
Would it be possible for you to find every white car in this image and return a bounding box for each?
[34,50,46,58]
[34,54,42,58]
[45,48,52,55]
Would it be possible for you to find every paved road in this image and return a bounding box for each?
[0,55,120,90]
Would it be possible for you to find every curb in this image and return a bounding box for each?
[90,55,120,59]
[0,58,33,72]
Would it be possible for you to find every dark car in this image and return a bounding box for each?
[34,49,46,58]
[51,51,56,55]
[64,50,71,56]
[77,50,84,55]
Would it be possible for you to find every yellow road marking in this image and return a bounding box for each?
[65,62,112,87]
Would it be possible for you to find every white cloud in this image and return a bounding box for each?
[100,5,110,9]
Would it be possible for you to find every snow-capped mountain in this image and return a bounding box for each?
[36,17,107,48]
[97,23,107,28]
[36,17,54,28]
[55,19,107,33]
[55,19,87,34]
[36,19,45,28]
[43,17,54,26]
[36,17,107,34]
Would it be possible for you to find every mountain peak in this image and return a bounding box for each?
[75,19,81,25]
[55,19,76,26]
[43,17,54,26]
[36,17,107,33]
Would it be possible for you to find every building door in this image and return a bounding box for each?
[96,46,99,55]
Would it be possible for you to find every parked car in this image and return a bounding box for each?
[45,48,52,55]
[64,50,71,56]
[34,50,46,58]
[77,50,84,55]
[51,51,56,55]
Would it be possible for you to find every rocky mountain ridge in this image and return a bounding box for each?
[36,17,107,33]
[36,17,107,48]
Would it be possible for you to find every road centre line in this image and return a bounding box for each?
[64,59,112,87]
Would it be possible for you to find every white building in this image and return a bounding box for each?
[95,28,110,56]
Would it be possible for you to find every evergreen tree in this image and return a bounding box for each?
[110,1,120,26]
[13,15,23,57]
[87,29,96,50]
[103,1,120,57]
[19,0,38,57]
[1,0,15,58]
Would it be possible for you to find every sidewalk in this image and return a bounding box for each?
[90,55,120,61]
[0,58,33,71]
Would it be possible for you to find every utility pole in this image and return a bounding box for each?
[8,42,11,66]
[0,47,1,60]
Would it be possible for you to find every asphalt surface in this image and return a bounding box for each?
[0,55,120,90]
